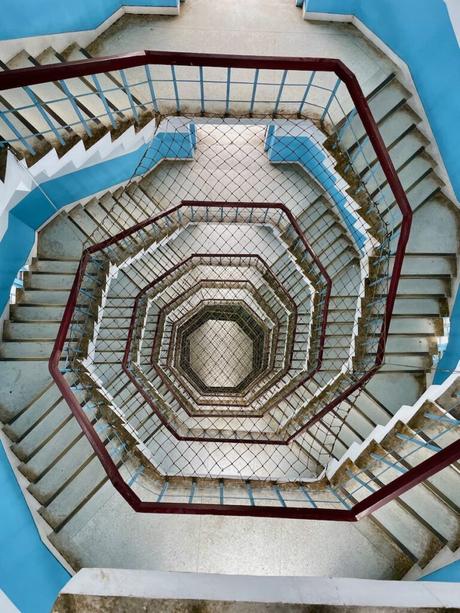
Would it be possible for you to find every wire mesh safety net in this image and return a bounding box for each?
[57,110,397,505]
[13,58,409,510]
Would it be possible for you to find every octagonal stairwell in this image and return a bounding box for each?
[0,43,459,581]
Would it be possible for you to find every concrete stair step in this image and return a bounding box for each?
[3,321,60,340]
[395,277,450,296]
[24,271,75,291]
[0,96,42,154]
[350,106,419,163]
[12,397,74,462]
[9,304,66,322]
[327,250,358,277]
[38,213,85,260]
[384,336,434,354]
[361,129,426,187]
[100,193,148,226]
[406,457,460,511]
[0,340,55,360]
[7,50,79,128]
[34,46,105,131]
[100,305,136,319]
[352,392,392,426]
[392,297,443,316]
[395,254,456,277]
[298,210,337,244]
[64,46,131,117]
[296,196,331,228]
[374,500,445,567]
[318,322,355,336]
[343,473,444,566]
[86,198,126,234]
[376,159,439,212]
[0,55,55,136]
[19,400,96,481]
[384,154,434,199]
[17,289,72,305]
[329,296,358,310]
[383,176,441,226]
[379,355,431,371]
[364,373,423,415]
[96,324,131,339]
[68,204,102,240]
[32,259,80,274]
[342,405,376,438]
[389,317,440,335]
[39,455,108,531]
[0,360,52,421]
[369,451,460,549]
[329,264,361,297]
[52,46,118,124]
[327,309,356,324]
[28,434,95,505]
[340,80,410,149]
[49,478,117,545]
[3,382,62,442]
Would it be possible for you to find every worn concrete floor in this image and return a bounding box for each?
[62,496,407,579]
[88,0,394,97]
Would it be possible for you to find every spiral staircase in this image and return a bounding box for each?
[0,4,459,591]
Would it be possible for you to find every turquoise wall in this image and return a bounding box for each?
[434,290,460,384]
[419,559,460,583]
[0,0,179,41]
[0,127,195,608]
[265,125,367,252]
[304,0,460,201]
[303,0,460,382]
[0,443,70,613]
[0,127,196,316]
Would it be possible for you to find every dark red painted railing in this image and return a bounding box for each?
[147,255,299,414]
[120,203,330,442]
[7,50,451,519]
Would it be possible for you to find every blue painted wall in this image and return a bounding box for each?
[304,0,460,201]
[433,291,460,384]
[0,443,70,613]
[419,559,460,582]
[0,127,195,315]
[265,124,367,251]
[0,0,179,41]
[0,126,195,608]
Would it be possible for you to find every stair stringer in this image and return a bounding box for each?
[0,2,183,64]
[0,118,158,239]
[301,5,458,204]
[326,360,460,480]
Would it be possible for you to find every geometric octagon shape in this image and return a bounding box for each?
[43,52,413,521]
[187,319,254,388]
[176,302,268,395]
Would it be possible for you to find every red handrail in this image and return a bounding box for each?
[34,50,449,520]
[59,203,329,444]
[146,256,299,414]
[119,205,329,439]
